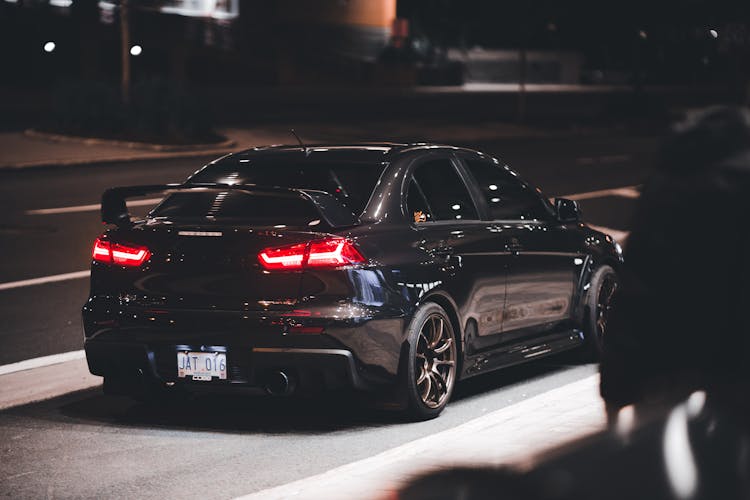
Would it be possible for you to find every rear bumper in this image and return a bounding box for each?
[82,291,411,394]
[85,340,371,393]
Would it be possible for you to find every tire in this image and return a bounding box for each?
[582,264,619,360]
[397,302,459,420]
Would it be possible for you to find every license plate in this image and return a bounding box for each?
[177,351,227,381]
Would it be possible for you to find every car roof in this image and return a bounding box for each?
[224,143,481,164]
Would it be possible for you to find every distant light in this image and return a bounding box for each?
[451,204,461,210]
[638,30,648,40]
[130,45,142,56]
[686,390,706,417]
[709,29,718,39]
[663,405,698,498]
[488,184,498,191]
[616,404,636,437]
[491,197,500,203]
[43,41,56,53]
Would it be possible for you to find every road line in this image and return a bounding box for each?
[575,154,632,165]
[562,185,640,201]
[0,350,86,376]
[0,270,90,291]
[26,197,162,215]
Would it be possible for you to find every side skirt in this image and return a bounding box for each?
[460,329,584,379]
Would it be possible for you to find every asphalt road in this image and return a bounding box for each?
[0,131,659,497]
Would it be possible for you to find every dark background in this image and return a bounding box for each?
[1,0,748,136]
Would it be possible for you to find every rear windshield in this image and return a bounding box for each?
[150,191,323,227]
[187,159,386,215]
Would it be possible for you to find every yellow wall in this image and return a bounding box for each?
[278,0,397,28]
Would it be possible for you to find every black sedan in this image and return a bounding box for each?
[83,143,622,419]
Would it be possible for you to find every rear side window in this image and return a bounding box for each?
[464,159,552,221]
[150,191,323,227]
[188,159,385,215]
[407,159,478,222]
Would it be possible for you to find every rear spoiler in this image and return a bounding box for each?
[101,183,360,229]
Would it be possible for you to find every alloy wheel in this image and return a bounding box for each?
[415,314,457,409]
[596,275,618,339]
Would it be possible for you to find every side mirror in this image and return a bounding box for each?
[555,197,582,223]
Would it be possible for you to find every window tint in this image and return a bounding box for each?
[150,191,322,226]
[188,159,385,215]
[408,159,478,222]
[406,180,433,223]
[464,159,551,221]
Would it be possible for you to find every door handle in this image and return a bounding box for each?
[505,237,522,254]
[433,247,461,274]
[432,245,454,258]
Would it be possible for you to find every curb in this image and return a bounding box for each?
[237,375,604,500]
[0,147,236,171]
[0,356,101,411]
[24,128,236,152]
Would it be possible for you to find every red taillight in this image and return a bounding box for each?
[257,242,307,270]
[92,237,151,267]
[92,238,112,264]
[258,238,366,271]
[307,238,365,268]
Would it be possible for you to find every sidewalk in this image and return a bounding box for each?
[0,121,567,170]
[238,375,605,500]
[0,354,100,411]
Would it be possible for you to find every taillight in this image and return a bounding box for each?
[257,242,307,270]
[92,238,111,264]
[307,238,365,267]
[92,237,151,267]
[258,238,366,271]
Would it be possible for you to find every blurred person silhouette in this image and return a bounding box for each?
[600,106,750,421]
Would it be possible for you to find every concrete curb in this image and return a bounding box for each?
[0,357,101,411]
[24,128,236,152]
[0,148,236,171]
[237,375,605,500]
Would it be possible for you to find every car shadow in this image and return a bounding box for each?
[7,353,591,436]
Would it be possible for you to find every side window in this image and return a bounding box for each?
[406,179,433,223]
[464,159,551,221]
[408,159,478,222]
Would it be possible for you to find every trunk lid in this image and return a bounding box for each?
[94,184,358,312]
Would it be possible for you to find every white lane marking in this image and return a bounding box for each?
[0,350,85,376]
[575,154,632,165]
[0,270,90,291]
[562,185,641,201]
[236,374,603,500]
[26,197,162,215]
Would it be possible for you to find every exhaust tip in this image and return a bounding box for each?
[264,370,295,396]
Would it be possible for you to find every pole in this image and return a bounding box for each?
[120,0,130,105]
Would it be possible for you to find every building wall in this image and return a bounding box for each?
[276,0,396,28]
